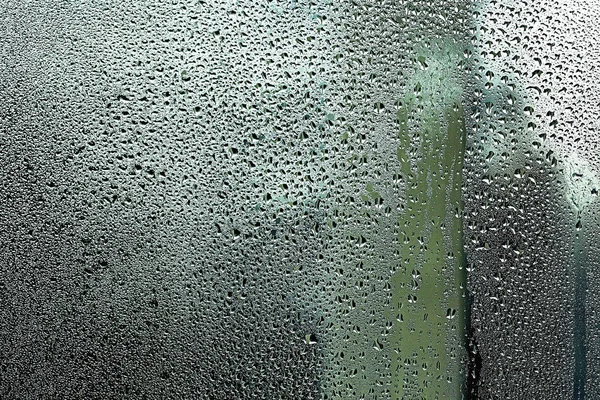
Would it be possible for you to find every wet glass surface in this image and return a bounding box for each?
[1,1,599,399]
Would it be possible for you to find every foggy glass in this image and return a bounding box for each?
[1,0,599,399]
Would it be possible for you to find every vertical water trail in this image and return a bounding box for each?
[564,154,597,399]
[573,213,587,400]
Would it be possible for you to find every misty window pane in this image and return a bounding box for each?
[1,1,598,399]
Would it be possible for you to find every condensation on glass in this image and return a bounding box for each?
[1,0,599,399]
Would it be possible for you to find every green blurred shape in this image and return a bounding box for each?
[390,44,468,399]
